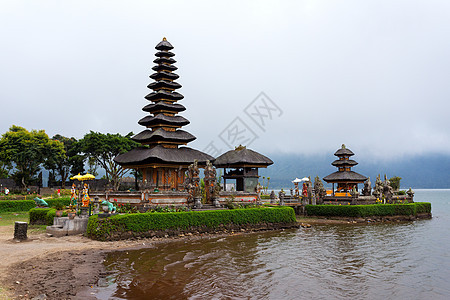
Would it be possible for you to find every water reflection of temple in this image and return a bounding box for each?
[323,144,367,195]
[114,38,213,191]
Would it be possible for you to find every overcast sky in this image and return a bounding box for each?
[1,0,449,161]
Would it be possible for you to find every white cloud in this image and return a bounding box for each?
[1,0,449,160]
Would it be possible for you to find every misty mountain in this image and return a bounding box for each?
[258,153,450,189]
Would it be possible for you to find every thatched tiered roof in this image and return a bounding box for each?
[115,38,214,167]
[214,146,273,168]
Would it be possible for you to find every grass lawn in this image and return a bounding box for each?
[0,212,47,234]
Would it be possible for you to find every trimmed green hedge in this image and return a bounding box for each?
[305,202,431,218]
[29,208,57,225]
[0,198,71,213]
[87,207,297,241]
[0,200,36,212]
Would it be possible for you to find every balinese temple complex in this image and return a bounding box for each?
[323,144,367,195]
[115,38,214,191]
[214,145,273,192]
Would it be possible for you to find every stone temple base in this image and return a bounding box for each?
[46,217,89,237]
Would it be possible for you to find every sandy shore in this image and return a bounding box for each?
[0,226,193,299]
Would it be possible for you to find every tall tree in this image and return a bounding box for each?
[47,135,85,188]
[0,125,65,189]
[0,153,12,179]
[77,131,139,190]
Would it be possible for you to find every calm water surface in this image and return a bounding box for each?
[96,189,450,299]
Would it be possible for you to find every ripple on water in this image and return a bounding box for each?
[98,191,450,299]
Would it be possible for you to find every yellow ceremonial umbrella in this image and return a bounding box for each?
[70,173,84,181]
[80,173,95,180]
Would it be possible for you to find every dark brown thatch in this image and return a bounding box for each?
[214,147,273,168]
[132,129,196,144]
[145,90,184,102]
[114,145,214,166]
[142,102,185,113]
[138,114,190,127]
[152,64,178,72]
[331,159,358,167]
[323,171,367,183]
[153,57,177,65]
[155,38,174,51]
[334,147,354,157]
[155,51,175,58]
[148,80,182,90]
[150,71,179,81]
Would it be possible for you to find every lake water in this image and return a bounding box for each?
[95,189,450,299]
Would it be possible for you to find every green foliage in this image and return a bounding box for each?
[29,208,56,225]
[116,203,139,214]
[87,207,296,241]
[389,176,402,191]
[77,131,139,190]
[45,197,71,208]
[0,200,36,212]
[0,125,66,188]
[0,198,70,213]
[46,134,85,188]
[46,209,57,225]
[414,202,432,214]
[305,202,431,217]
[148,205,190,213]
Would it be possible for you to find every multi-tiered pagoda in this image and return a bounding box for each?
[115,38,213,191]
[323,144,367,194]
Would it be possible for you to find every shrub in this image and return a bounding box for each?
[29,208,57,225]
[87,207,297,241]
[46,209,57,225]
[0,200,36,212]
[414,202,431,214]
[46,198,70,208]
[305,202,431,217]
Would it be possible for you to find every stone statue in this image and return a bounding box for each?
[270,190,276,204]
[186,160,202,208]
[101,200,116,213]
[407,187,415,198]
[278,189,285,206]
[204,160,219,206]
[34,197,48,207]
[362,177,371,196]
[373,174,383,198]
[314,176,327,199]
[256,182,263,203]
[382,174,393,202]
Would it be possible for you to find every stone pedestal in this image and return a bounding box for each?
[212,198,221,208]
[93,196,100,215]
[14,221,28,240]
[79,207,89,218]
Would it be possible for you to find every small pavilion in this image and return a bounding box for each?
[323,144,367,195]
[114,38,213,190]
[213,145,273,192]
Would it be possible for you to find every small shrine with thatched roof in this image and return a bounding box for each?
[323,144,367,195]
[214,145,273,192]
